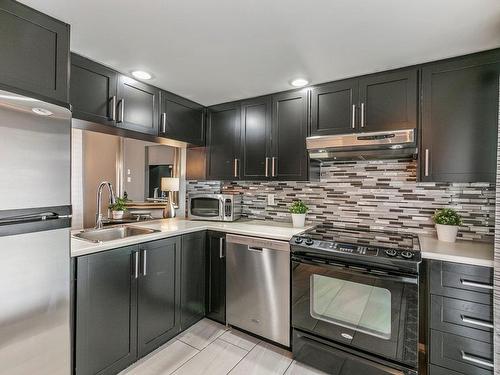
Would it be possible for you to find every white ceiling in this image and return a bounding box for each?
[20,0,500,106]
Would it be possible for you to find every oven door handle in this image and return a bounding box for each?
[292,256,418,285]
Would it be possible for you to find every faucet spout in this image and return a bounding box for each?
[95,181,116,229]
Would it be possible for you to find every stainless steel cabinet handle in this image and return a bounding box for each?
[460,350,494,368]
[360,102,365,128]
[248,246,263,252]
[461,279,493,290]
[265,157,270,177]
[271,157,277,177]
[142,250,147,276]
[424,149,429,177]
[234,158,238,178]
[117,98,125,123]
[161,113,167,133]
[351,104,356,129]
[461,315,494,329]
[219,238,224,258]
[134,251,139,279]
[109,96,117,121]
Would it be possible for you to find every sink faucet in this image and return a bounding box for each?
[95,181,116,229]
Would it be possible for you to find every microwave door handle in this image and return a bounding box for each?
[220,197,225,219]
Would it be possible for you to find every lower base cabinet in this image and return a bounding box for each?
[180,231,206,329]
[75,234,204,375]
[206,231,226,324]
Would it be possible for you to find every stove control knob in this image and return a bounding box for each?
[305,238,314,246]
[384,249,398,257]
[400,251,414,259]
[294,237,303,244]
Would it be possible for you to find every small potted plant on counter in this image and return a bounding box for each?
[290,200,309,228]
[109,197,128,220]
[432,208,462,243]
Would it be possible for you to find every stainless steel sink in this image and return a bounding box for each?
[73,225,159,243]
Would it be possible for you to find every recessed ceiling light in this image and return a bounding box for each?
[290,78,309,87]
[131,70,152,80]
[32,107,53,116]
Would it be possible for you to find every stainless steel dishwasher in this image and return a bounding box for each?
[226,234,290,346]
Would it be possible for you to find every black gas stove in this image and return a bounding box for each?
[291,225,421,274]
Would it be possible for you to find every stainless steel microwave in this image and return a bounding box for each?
[188,194,242,221]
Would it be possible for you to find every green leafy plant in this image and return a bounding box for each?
[289,200,308,214]
[432,208,462,226]
[109,197,128,212]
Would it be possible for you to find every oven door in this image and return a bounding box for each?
[189,196,223,220]
[291,256,418,369]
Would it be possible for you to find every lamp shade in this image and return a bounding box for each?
[161,177,179,192]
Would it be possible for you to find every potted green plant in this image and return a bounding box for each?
[432,208,462,242]
[289,200,308,228]
[109,197,128,220]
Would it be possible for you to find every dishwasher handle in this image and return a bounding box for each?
[226,233,290,252]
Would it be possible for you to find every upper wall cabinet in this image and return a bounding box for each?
[116,75,160,136]
[0,0,70,104]
[310,68,418,135]
[240,96,272,180]
[70,53,118,126]
[206,102,241,180]
[159,91,205,145]
[420,51,500,183]
[271,90,309,180]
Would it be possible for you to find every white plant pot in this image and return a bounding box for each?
[435,223,459,243]
[112,210,124,220]
[291,213,306,228]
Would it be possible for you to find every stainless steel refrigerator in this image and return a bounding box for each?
[0,89,71,374]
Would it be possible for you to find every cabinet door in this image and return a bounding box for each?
[160,91,205,145]
[137,237,181,357]
[0,1,69,103]
[310,79,358,135]
[206,232,226,324]
[421,52,500,182]
[70,53,118,126]
[116,75,159,135]
[272,90,309,181]
[240,96,272,179]
[206,102,241,180]
[181,232,206,329]
[75,246,138,375]
[358,69,417,132]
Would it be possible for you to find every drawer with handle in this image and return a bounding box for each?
[430,330,493,375]
[430,295,493,343]
[430,260,493,305]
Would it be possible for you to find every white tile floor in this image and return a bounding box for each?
[120,318,327,375]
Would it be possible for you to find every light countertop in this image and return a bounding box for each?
[419,234,494,267]
[71,218,312,257]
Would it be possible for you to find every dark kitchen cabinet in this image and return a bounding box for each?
[240,96,272,180]
[206,231,226,324]
[310,69,417,135]
[271,90,309,180]
[420,51,500,183]
[358,69,417,132]
[311,79,358,135]
[75,246,138,375]
[116,75,160,135]
[0,0,70,104]
[180,232,206,329]
[137,237,181,357]
[159,91,205,145]
[70,53,118,126]
[206,101,241,180]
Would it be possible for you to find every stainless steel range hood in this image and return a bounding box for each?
[306,129,417,161]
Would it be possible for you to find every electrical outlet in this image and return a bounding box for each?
[267,194,275,206]
[127,177,131,182]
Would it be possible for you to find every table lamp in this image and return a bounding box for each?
[161,177,179,218]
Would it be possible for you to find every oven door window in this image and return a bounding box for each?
[310,274,391,340]
[190,198,220,217]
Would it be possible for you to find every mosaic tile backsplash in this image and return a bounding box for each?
[187,159,495,241]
